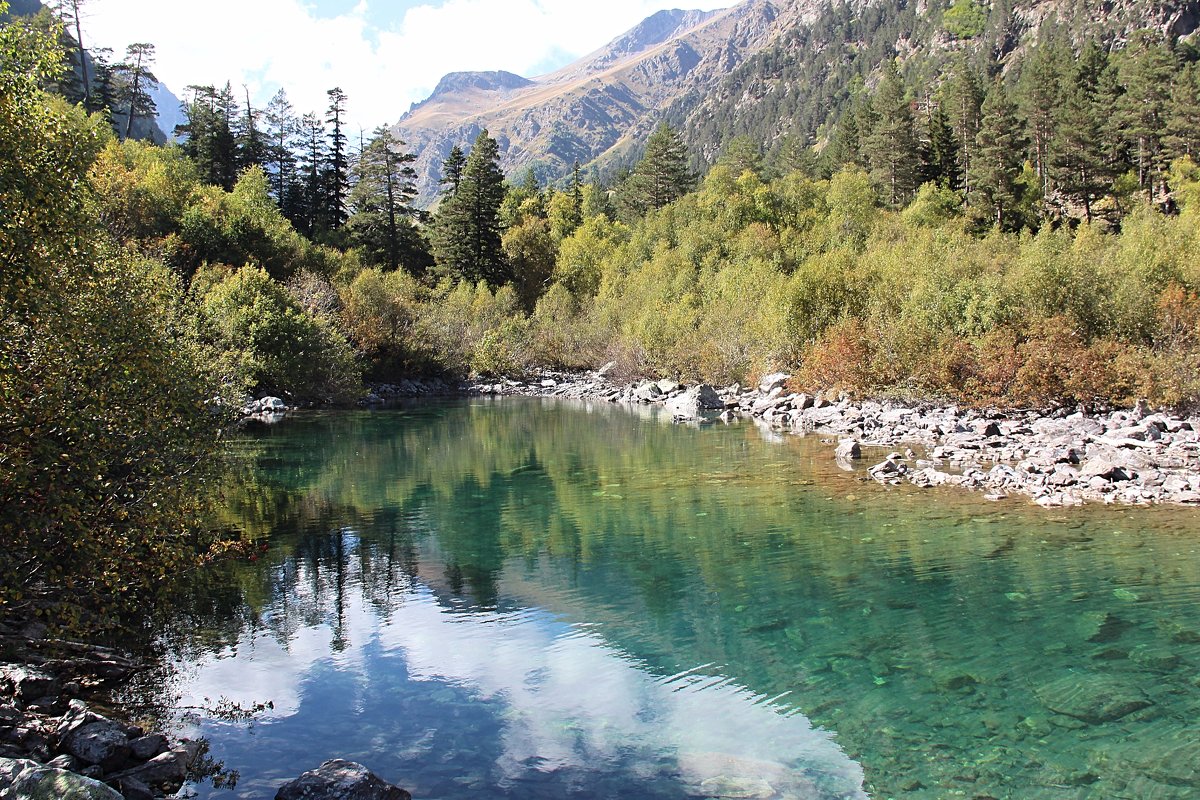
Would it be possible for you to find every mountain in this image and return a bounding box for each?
[393,2,813,205]
[394,0,1200,205]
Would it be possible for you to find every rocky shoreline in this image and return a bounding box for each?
[455,367,1200,508]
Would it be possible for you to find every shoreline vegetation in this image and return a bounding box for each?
[4,2,1200,798]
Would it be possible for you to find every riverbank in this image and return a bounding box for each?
[453,369,1200,508]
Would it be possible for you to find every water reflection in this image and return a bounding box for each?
[172,529,865,800]
[146,400,1200,800]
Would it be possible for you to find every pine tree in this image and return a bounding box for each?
[1017,35,1067,195]
[623,122,692,216]
[115,42,157,141]
[440,144,466,198]
[324,87,350,230]
[348,126,424,272]
[295,112,327,237]
[51,0,89,110]
[941,54,984,198]
[432,130,508,285]
[1049,79,1112,223]
[1116,31,1177,194]
[235,84,267,171]
[263,88,297,205]
[923,103,962,190]
[1165,63,1200,162]
[970,79,1026,228]
[179,84,237,189]
[864,59,920,206]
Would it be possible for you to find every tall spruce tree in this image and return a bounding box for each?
[1166,63,1200,161]
[865,59,920,206]
[348,126,423,272]
[433,130,508,285]
[179,84,238,189]
[970,79,1026,229]
[296,112,326,237]
[324,87,350,230]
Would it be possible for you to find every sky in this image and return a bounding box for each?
[81,0,730,130]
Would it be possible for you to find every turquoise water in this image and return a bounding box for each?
[143,399,1200,799]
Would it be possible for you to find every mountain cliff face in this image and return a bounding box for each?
[395,0,1200,205]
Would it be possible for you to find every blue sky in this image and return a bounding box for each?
[83,0,730,129]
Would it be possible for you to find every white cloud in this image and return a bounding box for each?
[81,0,730,130]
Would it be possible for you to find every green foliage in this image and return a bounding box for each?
[1,15,219,623]
[197,266,361,403]
[943,0,987,40]
[347,126,428,273]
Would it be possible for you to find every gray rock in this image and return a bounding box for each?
[110,748,189,788]
[128,733,168,761]
[275,759,411,800]
[1080,458,1130,482]
[758,372,790,393]
[45,754,75,771]
[633,381,661,402]
[64,720,130,771]
[834,439,862,460]
[113,776,155,800]
[656,378,680,394]
[0,758,39,793]
[8,765,123,800]
[665,385,723,420]
[0,666,59,703]
[596,361,616,378]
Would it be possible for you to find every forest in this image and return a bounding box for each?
[4,0,1200,613]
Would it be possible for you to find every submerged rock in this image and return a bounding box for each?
[1035,675,1151,724]
[276,760,411,800]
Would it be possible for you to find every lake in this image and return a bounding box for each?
[134,398,1200,799]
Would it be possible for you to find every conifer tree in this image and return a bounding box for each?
[324,87,350,230]
[621,122,692,217]
[1017,35,1067,195]
[51,0,89,110]
[295,112,326,237]
[179,84,237,189]
[264,88,297,204]
[1049,79,1111,223]
[440,144,466,198]
[865,59,920,206]
[923,103,962,190]
[941,55,984,198]
[348,126,424,272]
[115,42,157,140]
[235,84,267,171]
[1116,31,1176,194]
[970,79,1026,228]
[1166,63,1200,161]
[432,130,508,285]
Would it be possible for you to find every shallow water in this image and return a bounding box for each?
[142,399,1200,799]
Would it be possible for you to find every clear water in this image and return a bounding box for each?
[143,399,1200,799]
